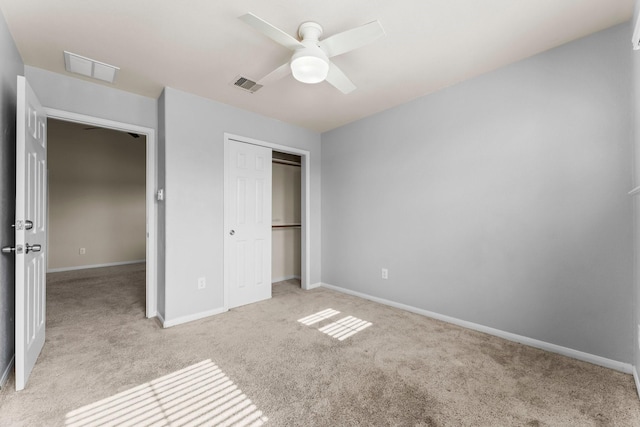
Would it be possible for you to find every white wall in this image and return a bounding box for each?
[160,87,321,324]
[322,23,633,364]
[47,119,146,270]
[0,6,23,387]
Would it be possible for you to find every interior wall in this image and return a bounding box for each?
[0,6,23,387]
[633,0,640,377]
[321,23,633,364]
[24,66,157,130]
[47,119,146,270]
[161,87,321,323]
[272,160,301,282]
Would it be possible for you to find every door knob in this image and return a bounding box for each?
[229,230,235,236]
[2,245,23,254]
[25,244,41,254]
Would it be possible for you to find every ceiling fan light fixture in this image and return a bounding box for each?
[290,50,329,84]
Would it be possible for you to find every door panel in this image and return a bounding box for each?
[225,139,272,309]
[15,76,47,391]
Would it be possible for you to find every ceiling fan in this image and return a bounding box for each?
[239,13,385,94]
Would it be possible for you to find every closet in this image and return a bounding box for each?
[271,151,301,284]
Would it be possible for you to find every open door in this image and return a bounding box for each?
[15,76,47,390]
[224,139,272,309]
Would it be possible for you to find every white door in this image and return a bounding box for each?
[224,139,272,309]
[15,76,47,391]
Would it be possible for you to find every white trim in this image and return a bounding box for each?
[44,108,157,319]
[156,311,166,327]
[629,185,640,196]
[306,282,323,290]
[634,366,640,400]
[321,283,633,374]
[47,260,145,273]
[0,356,14,388]
[224,133,313,310]
[162,307,227,328]
[272,275,301,283]
[633,12,640,50]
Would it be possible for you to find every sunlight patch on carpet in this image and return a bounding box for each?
[319,316,372,341]
[297,308,340,325]
[65,359,268,427]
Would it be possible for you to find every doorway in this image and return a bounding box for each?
[44,109,157,317]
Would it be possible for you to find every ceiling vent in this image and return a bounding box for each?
[63,51,119,83]
[232,76,263,93]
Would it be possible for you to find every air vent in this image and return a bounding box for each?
[63,51,119,83]
[232,76,263,93]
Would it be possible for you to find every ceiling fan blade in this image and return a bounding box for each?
[325,62,357,94]
[239,13,304,50]
[320,21,385,58]
[257,62,291,85]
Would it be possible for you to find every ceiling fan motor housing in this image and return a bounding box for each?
[291,22,329,84]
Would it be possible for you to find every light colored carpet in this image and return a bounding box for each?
[1,263,639,426]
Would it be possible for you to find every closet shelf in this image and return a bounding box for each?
[272,158,301,167]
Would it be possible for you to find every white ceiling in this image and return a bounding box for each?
[0,0,633,132]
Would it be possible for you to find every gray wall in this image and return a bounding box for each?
[322,23,634,363]
[0,8,23,387]
[24,66,157,130]
[633,0,640,375]
[161,87,321,323]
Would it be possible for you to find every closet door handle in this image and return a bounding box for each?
[229,230,235,236]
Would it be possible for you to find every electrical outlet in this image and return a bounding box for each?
[381,268,388,280]
[197,277,206,290]
[79,248,86,255]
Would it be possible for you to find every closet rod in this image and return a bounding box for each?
[272,224,301,228]
[272,158,301,167]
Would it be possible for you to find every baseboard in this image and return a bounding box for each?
[0,356,14,389]
[305,282,323,290]
[321,283,633,374]
[272,275,301,283]
[634,366,640,400]
[162,307,227,328]
[47,260,145,273]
